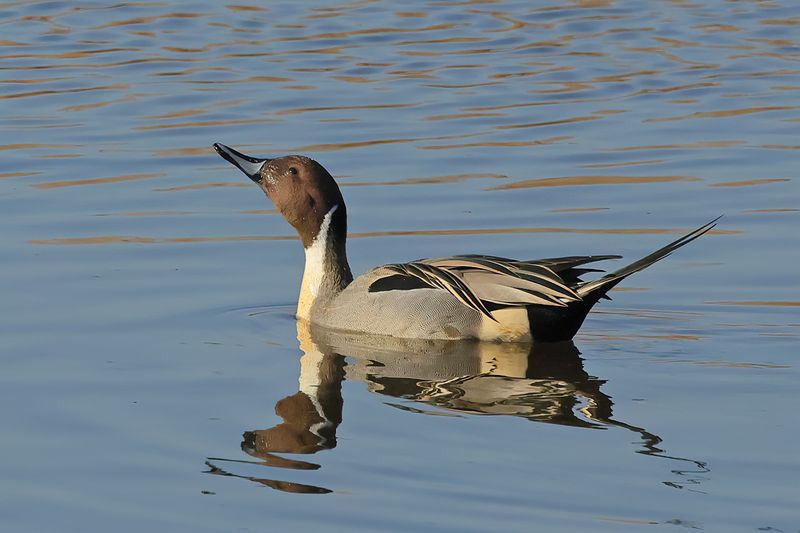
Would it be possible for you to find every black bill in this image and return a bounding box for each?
[213,143,270,182]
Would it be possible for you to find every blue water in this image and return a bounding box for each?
[1,1,798,531]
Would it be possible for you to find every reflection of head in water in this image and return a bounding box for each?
[242,350,345,458]
[206,322,708,494]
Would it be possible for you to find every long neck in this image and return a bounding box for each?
[297,204,352,320]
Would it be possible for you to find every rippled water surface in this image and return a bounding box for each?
[2,1,799,531]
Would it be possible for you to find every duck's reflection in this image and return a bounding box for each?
[206,322,708,494]
[242,349,345,459]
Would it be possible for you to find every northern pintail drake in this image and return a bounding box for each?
[214,143,718,342]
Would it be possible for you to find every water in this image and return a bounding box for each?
[1,1,798,531]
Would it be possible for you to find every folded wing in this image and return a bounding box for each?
[368,254,619,321]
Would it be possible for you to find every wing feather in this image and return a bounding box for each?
[368,253,589,317]
[424,256,579,301]
[384,262,497,321]
[460,271,568,307]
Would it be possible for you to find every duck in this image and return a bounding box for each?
[213,142,719,342]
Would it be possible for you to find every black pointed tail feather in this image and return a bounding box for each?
[528,217,720,342]
[576,216,722,300]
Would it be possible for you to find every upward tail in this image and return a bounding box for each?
[576,216,721,300]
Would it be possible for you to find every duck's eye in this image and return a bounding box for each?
[288,167,298,175]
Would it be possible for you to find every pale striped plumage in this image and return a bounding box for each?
[373,255,609,320]
[368,217,720,326]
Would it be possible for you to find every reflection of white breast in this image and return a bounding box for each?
[307,324,611,427]
[320,328,534,385]
[297,350,333,442]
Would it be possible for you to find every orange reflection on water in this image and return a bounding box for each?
[711,178,790,188]
[608,140,744,152]
[579,159,665,169]
[0,143,77,151]
[144,108,209,120]
[29,226,738,246]
[629,82,719,97]
[339,173,506,187]
[29,235,294,245]
[225,5,266,12]
[134,117,276,131]
[0,171,39,179]
[423,112,506,121]
[348,227,737,239]
[293,131,488,152]
[488,175,699,190]
[275,103,417,116]
[496,115,601,130]
[154,146,222,157]
[761,144,800,150]
[419,135,572,150]
[154,182,248,192]
[0,83,128,100]
[647,105,797,123]
[32,173,164,190]
[277,23,456,43]
[92,13,202,30]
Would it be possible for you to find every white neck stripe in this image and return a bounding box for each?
[303,204,338,298]
[311,204,338,246]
